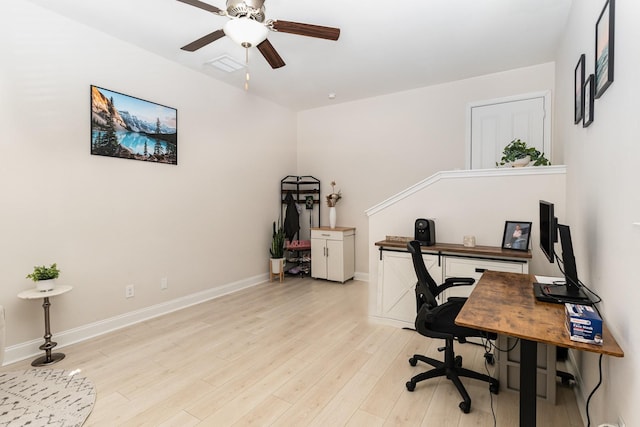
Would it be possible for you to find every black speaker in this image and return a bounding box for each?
[415,218,436,246]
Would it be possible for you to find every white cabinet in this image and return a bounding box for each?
[374,241,530,326]
[373,240,544,401]
[311,227,355,283]
[377,250,442,324]
[373,240,557,403]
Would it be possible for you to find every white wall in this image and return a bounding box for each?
[555,1,640,426]
[0,3,296,349]
[297,63,556,276]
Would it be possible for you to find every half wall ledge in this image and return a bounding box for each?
[364,165,567,217]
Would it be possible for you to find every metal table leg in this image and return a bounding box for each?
[31,296,65,367]
[520,339,537,426]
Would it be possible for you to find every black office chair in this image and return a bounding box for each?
[405,240,499,413]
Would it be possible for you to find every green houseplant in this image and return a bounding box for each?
[269,220,286,278]
[26,263,60,291]
[270,221,285,259]
[497,139,550,167]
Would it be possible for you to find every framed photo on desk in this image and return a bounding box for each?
[501,221,532,251]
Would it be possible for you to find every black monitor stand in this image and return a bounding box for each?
[535,224,593,305]
[533,282,592,305]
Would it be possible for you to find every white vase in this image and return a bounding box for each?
[36,279,56,292]
[329,206,337,229]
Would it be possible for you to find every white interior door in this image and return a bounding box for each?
[466,92,551,169]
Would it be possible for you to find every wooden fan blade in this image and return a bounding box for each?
[257,39,285,69]
[271,20,340,41]
[180,29,225,51]
[176,0,224,15]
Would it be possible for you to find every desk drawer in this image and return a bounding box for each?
[445,257,524,280]
[311,229,353,241]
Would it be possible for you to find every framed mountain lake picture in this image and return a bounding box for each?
[90,85,177,164]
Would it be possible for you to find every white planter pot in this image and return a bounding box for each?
[511,155,531,167]
[36,279,56,292]
[270,258,285,274]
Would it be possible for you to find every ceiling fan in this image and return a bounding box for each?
[177,0,341,69]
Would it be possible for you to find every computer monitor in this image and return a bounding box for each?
[534,202,592,305]
[539,200,557,263]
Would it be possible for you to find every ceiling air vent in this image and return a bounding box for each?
[205,55,246,73]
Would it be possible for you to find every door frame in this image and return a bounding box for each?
[464,91,552,170]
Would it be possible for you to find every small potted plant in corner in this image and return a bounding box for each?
[496,139,550,167]
[26,263,60,292]
[269,220,286,280]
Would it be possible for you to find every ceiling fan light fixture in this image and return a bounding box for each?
[223,17,268,48]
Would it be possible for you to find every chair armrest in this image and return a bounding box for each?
[437,277,475,294]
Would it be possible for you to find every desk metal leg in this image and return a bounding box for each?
[32,296,65,367]
[520,339,537,427]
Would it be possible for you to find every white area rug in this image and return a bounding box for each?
[0,369,95,426]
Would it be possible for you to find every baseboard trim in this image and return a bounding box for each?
[354,272,368,282]
[567,349,587,426]
[4,273,268,366]
[369,315,413,330]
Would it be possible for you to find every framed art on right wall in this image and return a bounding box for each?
[583,74,595,127]
[595,0,615,99]
[574,54,585,124]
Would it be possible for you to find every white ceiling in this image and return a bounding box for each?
[25,0,573,111]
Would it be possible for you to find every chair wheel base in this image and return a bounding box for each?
[408,357,417,367]
[406,381,416,392]
[454,355,462,367]
[459,400,470,413]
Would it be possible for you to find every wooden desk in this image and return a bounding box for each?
[374,239,532,261]
[456,271,623,427]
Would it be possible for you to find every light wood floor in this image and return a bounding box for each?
[3,278,584,426]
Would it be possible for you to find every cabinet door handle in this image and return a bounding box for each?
[475,268,487,273]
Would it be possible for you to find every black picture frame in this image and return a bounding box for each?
[501,221,532,251]
[583,74,595,127]
[91,85,178,164]
[574,54,585,124]
[595,0,615,99]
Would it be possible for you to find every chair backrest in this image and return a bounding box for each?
[407,240,439,310]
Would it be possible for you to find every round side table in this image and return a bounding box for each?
[18,285,72,367]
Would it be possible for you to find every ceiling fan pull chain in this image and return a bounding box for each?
[244,47,250,91]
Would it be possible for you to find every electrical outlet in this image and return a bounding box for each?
[125,284,135,298]
[618,415,626,427]
[161,277,168,290]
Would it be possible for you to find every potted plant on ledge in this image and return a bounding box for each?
[269,220,286,281]
[26,263,60,292]
[497,139,550,167]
